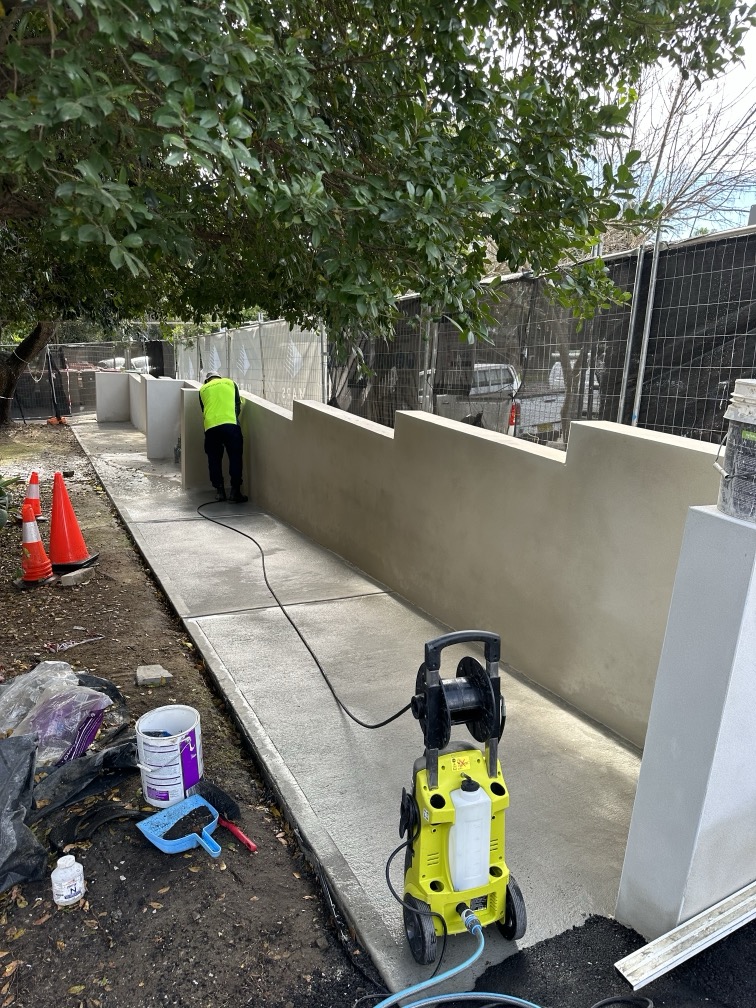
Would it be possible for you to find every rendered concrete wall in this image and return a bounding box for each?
[182,387,207,488]
[616,505,756,938]
[182,395,719,747]
[95,372,130,422]
[144,377,183,460]
[129,373,147,434]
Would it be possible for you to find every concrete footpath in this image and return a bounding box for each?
[74,419,641,993]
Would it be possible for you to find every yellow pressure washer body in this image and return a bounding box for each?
[399,631,526,964]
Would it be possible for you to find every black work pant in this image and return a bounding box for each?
[204,423,244,490]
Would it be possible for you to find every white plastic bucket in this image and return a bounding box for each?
[718,379,756,523]
[135,705,203,807]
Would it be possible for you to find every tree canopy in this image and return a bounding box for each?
[0,0,753,417]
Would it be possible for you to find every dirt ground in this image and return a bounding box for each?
[0,424,383,1008]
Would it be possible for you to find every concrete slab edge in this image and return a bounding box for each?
[184,618,401,991]
[71,429,401,992]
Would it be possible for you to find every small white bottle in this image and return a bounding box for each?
[51,855,86,907]
[448,777,492,892]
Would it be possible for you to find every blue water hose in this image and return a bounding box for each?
[372,906,547,1008]
[396,994,546,1008]
[371,926,488,1008]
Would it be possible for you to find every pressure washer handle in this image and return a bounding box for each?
[424,631,500,672]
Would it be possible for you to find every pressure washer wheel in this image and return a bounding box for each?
[497,874,527,941]
[403,894,437,964]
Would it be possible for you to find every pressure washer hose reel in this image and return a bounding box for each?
[399,630,526,964]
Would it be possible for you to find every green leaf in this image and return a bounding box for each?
[77,224,101,243]
[58,102,83,122]
[27,148,44,172]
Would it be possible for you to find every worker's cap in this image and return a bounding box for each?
[204,371,222,381]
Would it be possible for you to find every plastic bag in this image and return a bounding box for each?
[29,739,138,823]
[0,736,48,892]
[12,685,112,765]
[0,661,77,734]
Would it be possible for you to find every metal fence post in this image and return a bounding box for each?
[617,244,646,423]
[320,325,328,404]
[258,315,265,400]
[631,224,663,427]
[420,312,433,412]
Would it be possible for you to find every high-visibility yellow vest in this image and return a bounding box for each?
[199,378,237,430]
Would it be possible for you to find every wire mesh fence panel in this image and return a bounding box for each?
[4,226,736,438]
[3,340,175,419]
[627,232,756,443]
[197,332,229,379]
[188,323,324,410]
[175,341,200,384]
[234,322,323,406]
[327,296,428,426]
[329,230,756,448]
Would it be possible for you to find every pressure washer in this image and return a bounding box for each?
[398,630,526,965]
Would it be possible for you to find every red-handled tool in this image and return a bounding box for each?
[218,816,257,852]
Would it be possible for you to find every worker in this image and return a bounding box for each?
[199,371,248,503]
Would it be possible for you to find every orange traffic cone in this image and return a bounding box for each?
[15,503,55,587]
[49,472,99,573]
[20,470,44,520]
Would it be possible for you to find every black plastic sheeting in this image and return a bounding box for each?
[0,736,48,894]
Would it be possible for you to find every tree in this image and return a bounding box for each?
[593,55,756,239]
[0,0,752,423]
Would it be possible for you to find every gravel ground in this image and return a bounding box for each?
[0,422,382,1008]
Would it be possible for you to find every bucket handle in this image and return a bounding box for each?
[714,436,756,483]
[714,434,731,480]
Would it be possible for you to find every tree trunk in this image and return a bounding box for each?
[0,321,59,427]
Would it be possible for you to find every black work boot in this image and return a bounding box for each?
[229,487,248,503]
[214,486,227,502]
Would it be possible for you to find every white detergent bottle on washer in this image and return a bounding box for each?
[448,776,492,891]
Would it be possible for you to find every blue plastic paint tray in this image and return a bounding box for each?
[137,795,221,857]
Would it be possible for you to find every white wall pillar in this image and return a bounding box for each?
[616,504,756,938]
[95,372,130,422]
[129,373,147,433]
[145,377,183,460]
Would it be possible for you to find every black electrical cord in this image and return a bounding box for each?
[197,504,649,1008]
[590,999,653,1007]
[196,501,412,729]
[383,831,449,980]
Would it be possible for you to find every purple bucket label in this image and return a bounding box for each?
[180,729,201,790]
[147,786,171,802]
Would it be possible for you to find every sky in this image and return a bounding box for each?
[704,26,756,230]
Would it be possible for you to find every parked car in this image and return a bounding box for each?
[128,356,152,373]
[419,363,522,435]
[96,355,151,373]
